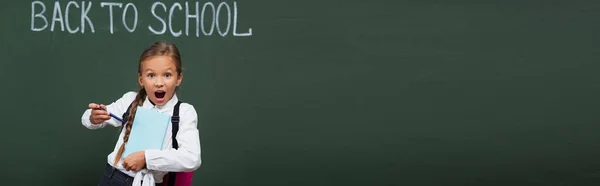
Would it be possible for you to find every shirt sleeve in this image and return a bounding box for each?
[81,91,137,129]
[144,105,202,172]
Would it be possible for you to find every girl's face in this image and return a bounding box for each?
[138,56,182,106]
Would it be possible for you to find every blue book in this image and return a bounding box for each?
[123,106,171,158]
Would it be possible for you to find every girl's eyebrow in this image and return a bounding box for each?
[144,68,174,72]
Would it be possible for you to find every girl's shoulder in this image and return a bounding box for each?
[172,98,198,127]
[176,101,198,118]
[122,91,139,101]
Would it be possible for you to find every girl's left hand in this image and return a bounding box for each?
[122,151,146,172]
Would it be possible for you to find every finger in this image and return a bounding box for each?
[99,104,108,110]
[88,103,99,109]
[91,109,103,114]
[97,115,111,120]
[91,110,109,116]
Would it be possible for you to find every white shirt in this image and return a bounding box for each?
[81,91,202,183]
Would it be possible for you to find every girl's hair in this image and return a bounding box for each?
[113,41,183,165]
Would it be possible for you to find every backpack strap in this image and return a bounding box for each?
[171,101,182,148]
[120,102,134,131]
[122,103,133,122]
[168,101,183,186]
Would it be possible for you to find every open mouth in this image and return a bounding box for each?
[155,91,166,99]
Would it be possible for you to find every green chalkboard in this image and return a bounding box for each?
[1,0,600,185]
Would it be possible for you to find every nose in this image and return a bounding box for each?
[154,77,165,87]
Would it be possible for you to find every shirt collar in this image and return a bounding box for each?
[142,93,179,113]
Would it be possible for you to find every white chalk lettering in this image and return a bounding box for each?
[122,3,138,32]
[201,2,215,36]
[169,3,183,37]
[29,1,253,38]
[233,2,252,36]
[31,1,48,32]
[185,2,199,37]
[216,2,231,37]
[50,1,65,32]
[100,2,122,34]
[148,2,167,35]
[65,1,80,33]
[81,1,94,33]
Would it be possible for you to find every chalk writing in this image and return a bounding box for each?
[30,1,252,37]
[123,3,137,32]
[201,2,215,36]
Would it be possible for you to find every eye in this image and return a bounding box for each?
[147,73,155,78]
[165,73,172,78]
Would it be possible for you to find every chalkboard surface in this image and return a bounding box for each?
[1,0,600,186]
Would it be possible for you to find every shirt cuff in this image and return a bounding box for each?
[82,114,104,129]
[144,149,162,170]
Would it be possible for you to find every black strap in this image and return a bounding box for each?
[168,101,182,186]
[171,101,182,149]
[120,103,133,131]
[122,103,133,122]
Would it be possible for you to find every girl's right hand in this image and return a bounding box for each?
[88,103,111,124]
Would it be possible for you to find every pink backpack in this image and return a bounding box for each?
[160,172,194,186]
